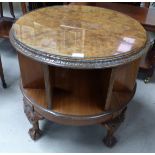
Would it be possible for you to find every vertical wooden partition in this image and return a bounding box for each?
[104,58,141,111]
[18,53,44,89]
[18,53,140,116]
[43,67,117,115]
[103,68,116,111]
[43,64,55,109]
[113,58,141,92]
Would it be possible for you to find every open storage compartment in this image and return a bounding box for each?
[18,53,139,117]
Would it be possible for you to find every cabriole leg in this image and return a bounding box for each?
[103,107,127,147]
[23,98,44,140]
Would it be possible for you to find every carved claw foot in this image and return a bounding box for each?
[23,98,44,140]
[29,122,42,140]
[103,107,127,147]
[103,135,117,147]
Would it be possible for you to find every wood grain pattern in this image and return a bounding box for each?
[11,4,145,146]
[13,5,147,59]
[18,53,44,89]
[23,87,133,116]
[104,68,116,110]
[19,55,139,116]
[69,2,155,81]
[113,58,141,92]
[43,64,54,109]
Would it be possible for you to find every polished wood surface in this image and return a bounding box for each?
[71,2,155,31]
[10,5,146,147]
[23,87,134,116]
[18,53,45,89]
[19,57,138,116]
[70,2,155,82]
[13,5,147,59]
[113,58,141,92]
[97,3,155,82]
[43,64,54,109]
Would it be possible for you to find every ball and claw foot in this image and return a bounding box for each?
[103,135,117,147]
[23,98,44,141]
[29,127,42,140]
[103,107,127,147]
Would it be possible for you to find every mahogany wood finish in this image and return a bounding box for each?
[10,5,146,147]
[18,53,138,147]
[43,64,54,109]
[103,107,127,147]
[24,97,44,140]
[18,53,44,89]
[97,3,155,83]
[70,2,155,82]
[21,2,27,14]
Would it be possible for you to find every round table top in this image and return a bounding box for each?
[10,5,147,68]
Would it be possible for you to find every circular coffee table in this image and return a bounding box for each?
[10,5,147,147]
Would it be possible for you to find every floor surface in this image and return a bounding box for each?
[0,2,155,153]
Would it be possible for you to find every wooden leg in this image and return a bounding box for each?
[21,2,27,14]
[9,2,15,18]
[0,2,3,18]
[23,98,44,140]
[0,56,7,88]
[103,107,127,147]
[43,64,54,110]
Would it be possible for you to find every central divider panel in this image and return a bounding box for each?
[19,53,139,117]
[43,65,113,115]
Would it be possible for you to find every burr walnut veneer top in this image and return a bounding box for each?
[12,5,147,59]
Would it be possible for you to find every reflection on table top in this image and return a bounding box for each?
[12,5,147,59]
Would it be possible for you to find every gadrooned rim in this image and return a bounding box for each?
[9,28,149,69]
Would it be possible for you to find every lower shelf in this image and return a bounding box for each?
[23,87,134,116]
